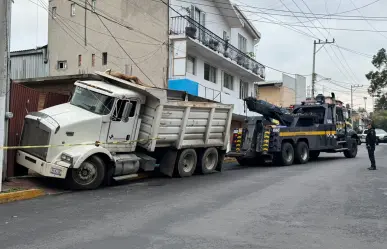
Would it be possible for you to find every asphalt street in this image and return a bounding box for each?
[1,145,387,249]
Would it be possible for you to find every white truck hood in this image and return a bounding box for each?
[40,103,101,127]
[37,103,105,162]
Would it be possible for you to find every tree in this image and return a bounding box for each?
[366,48,387,95]
[372,111,387,131]
[374,94,387,111]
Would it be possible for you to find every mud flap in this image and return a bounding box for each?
[216,150,226,172]
[159,149,178,177]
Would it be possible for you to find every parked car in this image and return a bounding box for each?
[359,128,387,145]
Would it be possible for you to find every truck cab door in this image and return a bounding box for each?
[107,99,139,151]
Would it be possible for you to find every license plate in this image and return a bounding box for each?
[50,167,62,176]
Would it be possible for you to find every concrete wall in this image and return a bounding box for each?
[295,74,306,104]
[258,85,295,107]
[48,0,168,88]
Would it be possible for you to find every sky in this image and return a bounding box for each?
[10,0,386,111]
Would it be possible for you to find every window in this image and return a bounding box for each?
[254,84,259,98]
[91,54,95,67]
[238,34,247,52]
[204,63,217,83]
[223,31,228,40]
[52,7,57,19]
[70,86,114,115]
[223,72,233,90]
[239,80,248,99]
[102,52,107,65]
[57,60,67,70]
[186,55,195,75]
[91,0,96,12]
[112,100,137,121]
[71,3,75,16]
[78,54,82,67]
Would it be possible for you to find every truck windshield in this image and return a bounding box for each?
[70,86,114,115]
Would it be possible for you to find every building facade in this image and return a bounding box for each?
[167,0,265,120]
[48,0,169,88]
[10,45,49,80]
[259,74,306,107]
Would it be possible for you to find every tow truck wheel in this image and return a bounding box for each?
[344,139,358,158]
[295,141,309,164]
[274,142,294,166]
[176,149,197,177]
[198,147,218,174]
[66,156,105,190]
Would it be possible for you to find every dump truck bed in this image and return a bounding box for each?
[95,71,234,152]
[138,98,233,151]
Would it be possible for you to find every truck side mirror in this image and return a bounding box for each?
[122,102,133,122]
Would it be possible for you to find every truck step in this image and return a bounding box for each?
[113,174,139,181]
[334,148,348,152]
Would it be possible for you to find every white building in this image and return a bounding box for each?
[168,0,265,128]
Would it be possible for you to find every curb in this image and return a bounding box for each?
[0,189,45,204]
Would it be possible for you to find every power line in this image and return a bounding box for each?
[169,1,387,33]
[174,0,384,20]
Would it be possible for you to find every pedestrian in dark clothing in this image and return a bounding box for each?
[366,123,377,170]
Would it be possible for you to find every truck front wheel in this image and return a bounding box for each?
[274,142,294,166]
[176,149,197,177]
[198,147,218,174]
[66,156,105,190]
[344,139,358,158]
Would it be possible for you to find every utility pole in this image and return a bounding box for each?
[312,39,335,98]
[350,84,363,127]
[0,0,11,191]
[363,97,367,112]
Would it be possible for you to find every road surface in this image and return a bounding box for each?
[1,145,387,249]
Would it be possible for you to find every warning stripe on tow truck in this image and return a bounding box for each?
[279,131,337,137]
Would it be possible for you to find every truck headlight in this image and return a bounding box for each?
[60,154,73,163]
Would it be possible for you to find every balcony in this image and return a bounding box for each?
[170,16,265,79]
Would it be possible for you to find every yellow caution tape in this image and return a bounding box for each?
[0,137,161,150]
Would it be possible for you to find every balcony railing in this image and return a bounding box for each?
[170,16,265,79]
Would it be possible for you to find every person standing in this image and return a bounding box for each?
[366,123,377,170]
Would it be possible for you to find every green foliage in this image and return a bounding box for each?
[366,48,387,95]
[374,94,387,111]
[371,110,387,130]
[247,52,255,58]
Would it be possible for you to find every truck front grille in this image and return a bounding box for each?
[20,118,50,160]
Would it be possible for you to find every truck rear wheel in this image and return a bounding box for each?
[344,139,358,158]
[295,141,309,164]
[274,142,294,166]
[176,149,197,177]
[198,147,218,174]
[66,156,105,190]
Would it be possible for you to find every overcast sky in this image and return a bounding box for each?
[11,0,385,110]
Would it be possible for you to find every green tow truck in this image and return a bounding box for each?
[228,93,359,166]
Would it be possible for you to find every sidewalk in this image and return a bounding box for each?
[0,175,68,204]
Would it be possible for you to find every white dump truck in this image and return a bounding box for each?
[16,71,233,189]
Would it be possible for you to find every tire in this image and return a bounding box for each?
[309,151,320,160]
[176,149,197,177]
[295,141,309,164]
[274,142,294,166]
[344,139,358,158]
[198,147,218,174]
[66,156,105,190]
[357,139,361,145]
